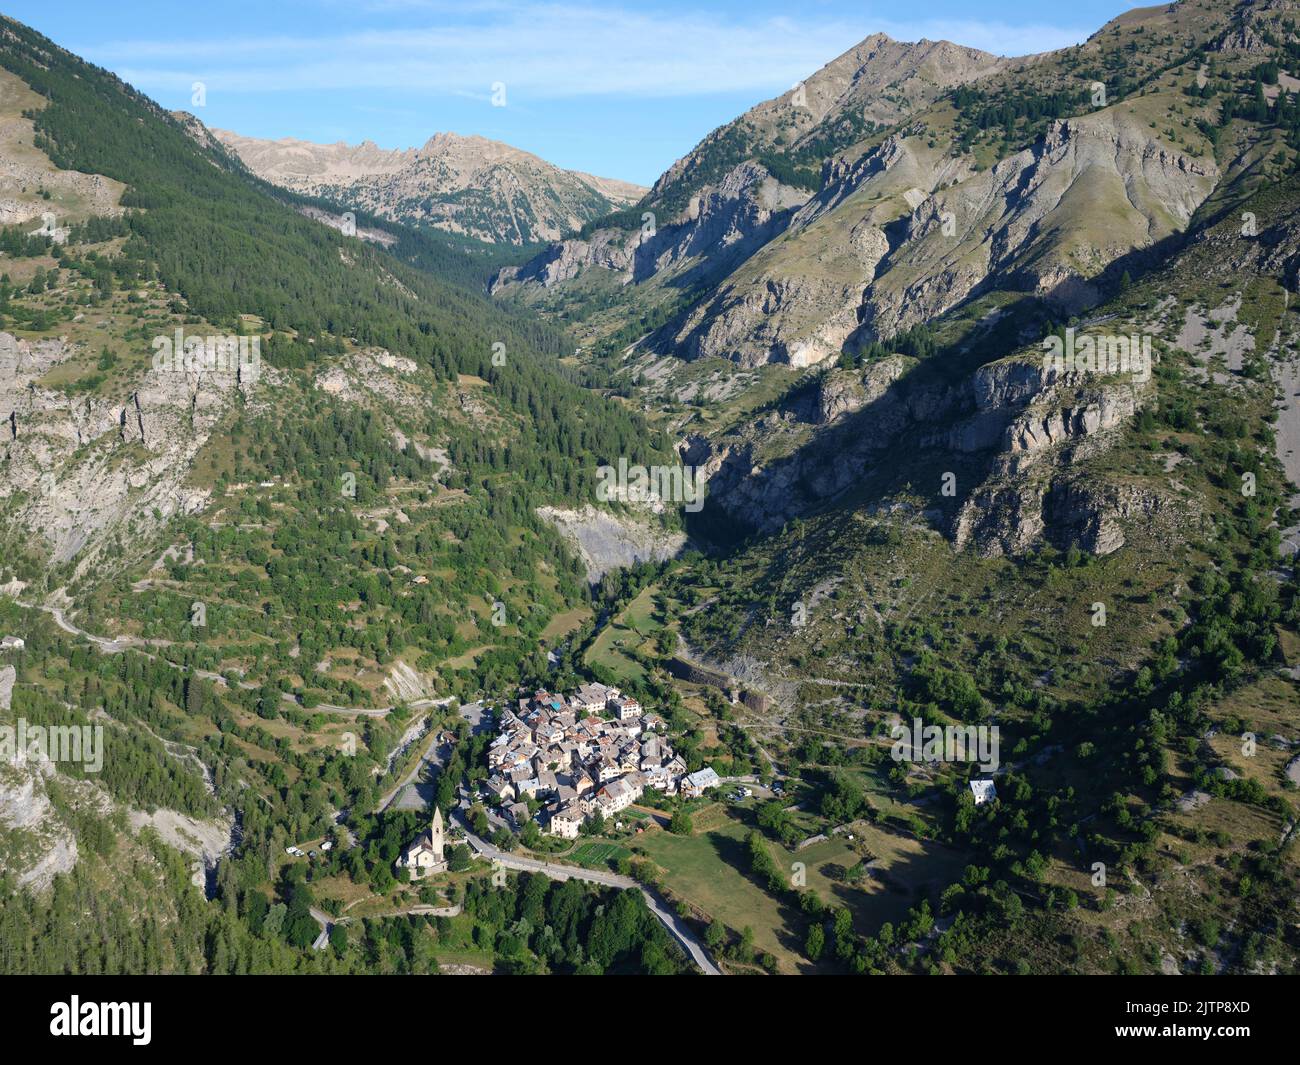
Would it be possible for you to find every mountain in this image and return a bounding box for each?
[645,33,1011,221]
[0,12,684,975]
[487,34,1008,316]
[2,0,1300,982]
[490,0,1277,544]
[212,127,647,246]
[490,0,1300,975]
[490,2,1238,377]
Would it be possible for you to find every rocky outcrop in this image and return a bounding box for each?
[536,504,687,582]
[951,473,1189,559]
[0,67,126,230]
[0,758,79,891]
[932,359,1142,466]
[491,229,636,291]
[631,162,809,283]
[641,104,1218,371]
[950,483,1046,556]
[646,99,1216,370]
[0,331,261,575]
[490,31,1000,301]
[859,112,1218,340]
[492,161,807,295]
[695,348,1159,557]
[649,34,1005,205]
[813,356,913,423]
[0,721,232,894]
[666,216,887,367]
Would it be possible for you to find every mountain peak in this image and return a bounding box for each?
[209,121,645,244]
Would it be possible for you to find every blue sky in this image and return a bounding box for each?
[4,0,1136,186]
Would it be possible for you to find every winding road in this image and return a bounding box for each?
[16,599,437,717]
[455,814,721,975]
[20,598,721,972]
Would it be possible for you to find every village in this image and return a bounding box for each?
[394,682,720,879]
[484,682,719,841]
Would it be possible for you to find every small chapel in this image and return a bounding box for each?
[397,805,448,877]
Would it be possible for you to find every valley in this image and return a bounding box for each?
[0,0,1298,982]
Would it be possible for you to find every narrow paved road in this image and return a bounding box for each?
[16,599,440,717]
[456,816,721,975]
[378,728,442,812]
[24,597,721,971]
[377,701,484,813]
[309,907,333,951]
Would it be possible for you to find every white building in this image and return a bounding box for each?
[595,776,641,815]
[680,767,720,798]
[969,779,997,806]
[397,806,448,878]
[549,803,584,840]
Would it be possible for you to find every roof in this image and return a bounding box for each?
[600,777,635,799]
[552,803,584,822]
[404,832,437,855]
[969,779,998,803]
[684,767,720,789]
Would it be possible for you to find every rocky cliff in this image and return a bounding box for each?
[0,331,262,576]
[690,349,1164,558]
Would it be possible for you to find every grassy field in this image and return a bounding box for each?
[570,841,631,868]
[635,813,810,971]
[587,624,647,681]
[634,805,971,973]
[792,822,968,932]
[431,948,495,973]
[541,605,593,642]
[584,587,662,683]
[620,586,659,634]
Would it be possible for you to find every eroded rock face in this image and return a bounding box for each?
[814,356,912,424]
[952,473,1191,559]
[1004,388,1139,458]
[633,162,809,283]
[491,229,636,291]
[638,104,1216,372]
[696,351,1162,556]
[0,759,79,891]
[0,665,14,711]
[0,722,233,894]
[860,112,1218,341]
[951,483,1046,556]
[667,220,888,368]
[492,161,808,296]
[536,504,687,582]
[659,133,959,368]
[0,331,260,575]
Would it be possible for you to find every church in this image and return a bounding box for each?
[396,805,448,877]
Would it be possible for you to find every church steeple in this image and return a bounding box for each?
[430,805,445,860]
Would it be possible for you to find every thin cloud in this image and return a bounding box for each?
[83,2,1090,100]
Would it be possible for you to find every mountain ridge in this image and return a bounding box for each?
[213,124,646,246]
